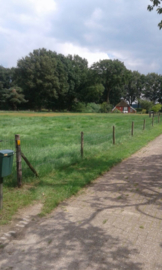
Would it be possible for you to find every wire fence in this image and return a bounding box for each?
[0,113,161,186]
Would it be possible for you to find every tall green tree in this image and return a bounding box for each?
[3,86,28,110]
[15,48,68,110]
[157,75,162,103]
[0,66,13,89]
[66,54,89,104]
[0,66,15,109]
[124,70,144,105]
[148,0,162,29]
[79,83,104,104]
[45,53,70,111]
[90,59,127,103]
[76,68,104,104]
[51,54,90,110]
[109,85,126,106]
[143,73,162,103]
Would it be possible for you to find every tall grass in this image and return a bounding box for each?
[0,114,158,187]
[0,113,162,224]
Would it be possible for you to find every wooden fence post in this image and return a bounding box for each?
[131,122,134,136]
[158,113,160,123]
[113,126,115,145]
[81,132,84,158]
[143,119,145,130]
[21,152,38,177]
[152,117,154,127]
[15,134,22,187]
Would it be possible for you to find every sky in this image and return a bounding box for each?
[0,0,162,74]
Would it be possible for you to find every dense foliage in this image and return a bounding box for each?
[148,0,162,29]
[1,48,162,111]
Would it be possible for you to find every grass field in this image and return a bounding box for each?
[0,112,161,225]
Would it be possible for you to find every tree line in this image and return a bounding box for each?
[0,48,162,112]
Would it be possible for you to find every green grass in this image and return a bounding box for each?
[0,113,161,224]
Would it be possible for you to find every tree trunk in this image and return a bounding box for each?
[13,103,17,110]
[106,89,110,104]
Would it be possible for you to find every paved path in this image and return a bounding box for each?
[0,135,162,270]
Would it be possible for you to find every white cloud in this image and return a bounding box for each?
[0,0,162,74]
[85,8,104,30]
[55,42,109,66]
[27,0,57,15]
[0,0,57,32]
[9,0,57,16]
[91,8,103,20]
[0,0,58,67]
[0,31,109,67]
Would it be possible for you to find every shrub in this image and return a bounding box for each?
[151,104,162,113]
[86,103,101,113]
[71,102,101,113]
[141,109,147,114]
[138,99,153,112]
[112,108,122,113]
[136,108,142,112]
[71,102,87,112]
[100,102,113,113]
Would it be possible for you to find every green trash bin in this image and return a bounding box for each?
[0,150,14,178]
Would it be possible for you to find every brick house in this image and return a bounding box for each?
[112,99,136,113]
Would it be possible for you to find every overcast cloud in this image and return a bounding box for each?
[0,0,162,74]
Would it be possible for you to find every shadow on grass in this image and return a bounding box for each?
[33,156,123,197]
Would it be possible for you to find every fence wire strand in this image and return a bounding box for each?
[0,114,161,183]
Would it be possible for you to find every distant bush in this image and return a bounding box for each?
[71,102,87,112]
[141,109,147,114]
[138,99,153,112]
[151,104,162,113]
[136,108,142,112]
[71,102,115,113]
[112,108,122,113]
[71,102,101,113]
[100,102,113,113]
[136,108,147,114]
[86,103,101,113]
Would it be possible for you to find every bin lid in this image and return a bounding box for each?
[0,150,14,157]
